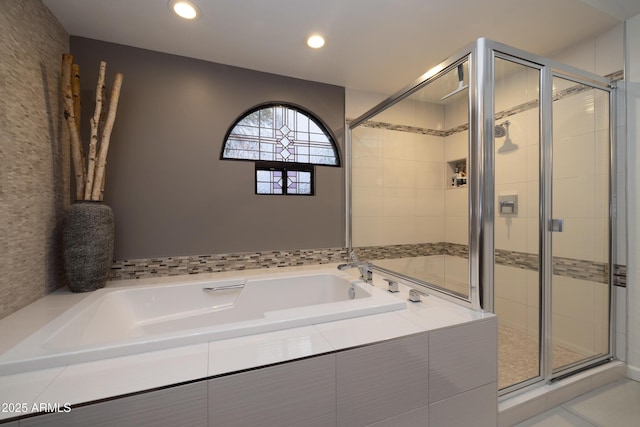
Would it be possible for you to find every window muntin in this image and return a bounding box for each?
[255,163,314,195]
[221,104,339,166]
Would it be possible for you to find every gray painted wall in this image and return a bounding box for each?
[0,0,69,319]
[70,37,345,260]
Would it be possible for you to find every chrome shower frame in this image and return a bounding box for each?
[347,38,616,393]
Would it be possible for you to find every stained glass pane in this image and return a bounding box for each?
[222,104,338,166]
[256,169,284,195]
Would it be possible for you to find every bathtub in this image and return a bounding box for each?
[0,271,405,375]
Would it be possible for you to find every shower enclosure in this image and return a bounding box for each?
[347,38,616,393]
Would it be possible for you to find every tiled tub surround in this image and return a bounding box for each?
[109,247,348,280]
[0,270,406,375]
[0,265,498,426]
[357,242,623,286]
[110,243,626,286]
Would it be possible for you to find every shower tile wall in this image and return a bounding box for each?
[493,63,541,345]
[351,99,447,247]
[492,61,613,358]
[552,23,626,361]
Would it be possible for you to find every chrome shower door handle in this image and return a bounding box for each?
[550,218,564,232]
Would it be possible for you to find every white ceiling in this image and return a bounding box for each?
[43,0,640,95]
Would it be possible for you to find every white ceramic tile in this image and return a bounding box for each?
[34,344,208,406]
[495,297,528,332]
[379,216,417,245]
[495,145,528,185]
[495,216,528,253]
[525,144,539,183]
[445,216,468,246]
[552,313,595,356]
[314,311,424,351]
[352,216,383,247]
[553,176,596,219]
[0,367,64,421]
[382,131,416,160]
[352,164,383,188]
[563,379,640,427]
[415,162,445,189]
[429,318,497,403]
[499,396,546,427]
[21,382,208,427]
[415,217,446,243]
[383,158,416,188]
[415,134,444,161]
[615,332,626,362]
[207,326,333,376]
[352,186,383,217]
[615,286,626,334]
[589,362,625,390]
[550,218,596,261]
[445,187,468,216]
[382,187,415,217]
[429,382,497,427]
[553,133,596,180]
[367,406,429,427]
[415,189,444,216]
[444,131,468,162]
[495,264,527,304]
[398,300,492,332]
[514,406,597,427]
[336,334,429,426]
[543,376,592,410]
[209,354,336,427]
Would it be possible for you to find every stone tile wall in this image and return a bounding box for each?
[0,0,69,319]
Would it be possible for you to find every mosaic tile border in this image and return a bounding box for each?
[353,243,625,286]
[109,248,348,281]
[349,70,622,138]
[110,243,625,286]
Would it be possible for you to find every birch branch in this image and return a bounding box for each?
[84,61,106,200]
[91,72,123,200]
[71,64,82,132]
[61,54,85,199]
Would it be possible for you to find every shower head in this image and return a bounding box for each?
[494,120,510,138]
[441,64,469,101]
[496,120,519,153]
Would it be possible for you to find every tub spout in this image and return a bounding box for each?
[337,261,373,284]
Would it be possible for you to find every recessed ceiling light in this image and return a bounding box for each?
[170,0,200,20]
[306,34,325,49]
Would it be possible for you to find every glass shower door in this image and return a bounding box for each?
[550,76,611,374]
[493,56,542,390]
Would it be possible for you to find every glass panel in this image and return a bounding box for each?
[351,59,470,300]
[493,57,541,390]
[256,169,284,194]
[551,77,610,373]
[223,104,338,166]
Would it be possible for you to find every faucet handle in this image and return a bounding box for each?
[408,289,423,303]
[383,278,399,293]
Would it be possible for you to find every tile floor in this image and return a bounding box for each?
[514,378,640,426]
[499,324,584,389]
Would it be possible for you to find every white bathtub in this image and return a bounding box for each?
[0,271,405,375]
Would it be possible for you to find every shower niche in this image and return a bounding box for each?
[348,38,615,395]
[447,159,467,188]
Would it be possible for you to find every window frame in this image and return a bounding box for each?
[254,161,315,196]
[220,102,341,167]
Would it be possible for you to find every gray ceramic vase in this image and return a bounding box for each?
[63,201,114,292]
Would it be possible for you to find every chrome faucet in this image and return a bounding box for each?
[337,261,373,284]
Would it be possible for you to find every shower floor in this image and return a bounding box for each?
[498,324,584,389]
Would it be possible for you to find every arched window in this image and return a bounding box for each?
[221,103,340,195]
